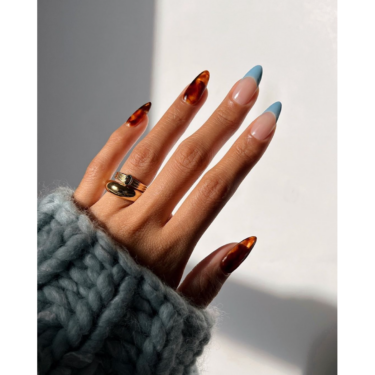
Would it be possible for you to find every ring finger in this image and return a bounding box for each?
[166,102,282,261]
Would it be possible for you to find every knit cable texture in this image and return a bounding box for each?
[38,188,214,375]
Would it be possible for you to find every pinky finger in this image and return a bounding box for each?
[74,102,151,208]
[177,236,257,308]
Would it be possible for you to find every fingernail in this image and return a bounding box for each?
[183,70,210,105]
[126,102,152,127]
[250,101,282,140]
[243,65,263,85]
[221,236,257,274]
[263,101,282,121]
[232,65,263,105]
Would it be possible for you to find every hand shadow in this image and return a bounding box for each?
[206,276,337,374]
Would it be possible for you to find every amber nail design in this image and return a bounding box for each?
[183,70,210,105]
[126,102,152,127]
[221,236,257,274]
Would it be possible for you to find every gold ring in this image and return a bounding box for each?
[105,180,143,202]
[114,172,148,192]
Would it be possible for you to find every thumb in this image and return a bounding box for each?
[177,236,257,308]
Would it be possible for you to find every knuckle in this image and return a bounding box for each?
[174,140,208,172]
[164,107,186,127]
[126,142,159,170]
[234,138,259,160]
[121,215,152,239]
[123,223,144,240]
[200,172,231,203]
[214,105,239,130]
[84,158,107,180]
[120,204,160,238]
[107,129,125,147]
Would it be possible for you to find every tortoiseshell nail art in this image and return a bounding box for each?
[126,102,152,127]
[183,70,210,105]
[221,236,257,274]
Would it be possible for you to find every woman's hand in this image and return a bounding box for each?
[73,66,281,307]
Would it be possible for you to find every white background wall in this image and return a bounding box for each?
[38,0,336,373]
[151,1,336,374]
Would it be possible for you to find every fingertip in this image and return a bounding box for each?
[220,236,257,275]
[263,101,282,121]
[181,240,254,306]
[143,101,152,113]
[125,102,152,127]
[124,114,149,134]
[183,70,210,105]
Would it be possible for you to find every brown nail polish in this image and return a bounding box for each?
[183,70,210,105]
[221,236,257,274]
[126,102,152,127]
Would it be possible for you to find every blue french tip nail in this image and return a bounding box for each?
[263,101,282,121]
[243,65,263,86]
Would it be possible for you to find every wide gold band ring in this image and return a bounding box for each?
[114,172,148,192]
[105,180,143,202]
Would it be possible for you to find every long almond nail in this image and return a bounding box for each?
[232,65,263,105]
[126,102,152,127]
[183,70,210,105]
[250,102,282,140]
[221,236,257,274]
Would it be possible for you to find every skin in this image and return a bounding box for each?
[74,75,276,308]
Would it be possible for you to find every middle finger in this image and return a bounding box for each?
[133,65,263,222]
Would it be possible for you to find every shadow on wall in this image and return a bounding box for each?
[208,278,337,375]
[38,0,155,194]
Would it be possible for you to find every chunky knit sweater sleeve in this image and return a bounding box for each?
[37,188,214,375]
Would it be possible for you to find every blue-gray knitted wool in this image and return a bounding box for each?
[38,188,214,375]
